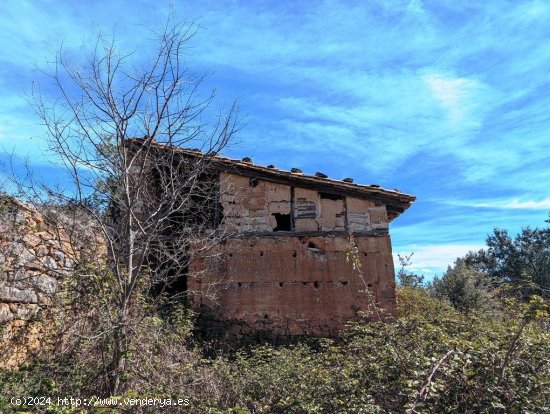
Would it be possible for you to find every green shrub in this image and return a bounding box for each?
[2,288,548,413]
[201,288,550,413]
[432,261,495,312]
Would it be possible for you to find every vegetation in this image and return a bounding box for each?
[462,216,550,299]
[1,283,548,413]
[431,261,495,312]
[5,16,239,397]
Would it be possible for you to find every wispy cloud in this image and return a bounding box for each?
[473,199,550,210]
[1,0,549,274]
[394,244,485,278]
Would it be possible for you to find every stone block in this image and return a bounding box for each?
[294,218,319,232]
[0,286,38,304]
[0,303,13,323]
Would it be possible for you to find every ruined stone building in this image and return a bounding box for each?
[0,144,415,344]
[131,140,415,337]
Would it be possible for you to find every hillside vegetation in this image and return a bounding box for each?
[1,220,549,413]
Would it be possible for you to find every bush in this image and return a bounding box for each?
[195,288,550,413]
[2,288,549,413]
[432,261,495,312]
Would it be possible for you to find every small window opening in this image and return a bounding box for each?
[249,177,259,187]
[340,280,349,286]
[263,314,269,319]
[313,281,320,290]
[279,282,284,288]
[319,192,344,201]
[272,213,291,231]
[292,251,297,257]
[238,282,242,288]
[260,251,264,256]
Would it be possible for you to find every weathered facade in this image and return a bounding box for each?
[133,140,415,337]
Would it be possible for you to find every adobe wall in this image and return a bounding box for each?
[189,172,397,336]
[190,234,396,336]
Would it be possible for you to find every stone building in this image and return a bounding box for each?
[0,143,415,342]
[131,140,415,337]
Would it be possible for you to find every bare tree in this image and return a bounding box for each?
[9,18,239,395]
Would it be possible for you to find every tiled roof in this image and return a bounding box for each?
[126,138,416,220]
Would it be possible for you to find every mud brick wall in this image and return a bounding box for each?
[190,234,396,336]
[190,172,398,337]
[220,173,291,232]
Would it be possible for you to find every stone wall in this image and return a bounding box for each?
[0,200,75,320]
[0,197,97,366]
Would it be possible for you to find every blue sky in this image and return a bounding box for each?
[1,0,549,277]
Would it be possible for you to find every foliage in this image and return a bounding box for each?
[432,260,495,312]
[2,287,548,413]
[196,288,549,413]
[396,252,425,288]
[464,223,550,298]
[4,13,239,396]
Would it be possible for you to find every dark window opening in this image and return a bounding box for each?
[319,192,344,201]
[272,213,291,231]
[249,177,259,187]
[146,237,190,300]
[313,281,320,290]
[292,251,297,257]
[307,241,322,254]
[279,282,284,288]
[340,280,349,286]
[157,166,224,233]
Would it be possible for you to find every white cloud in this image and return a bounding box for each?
[394,244,485,277]
[474,198,550,210]
[423,73,489,125]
